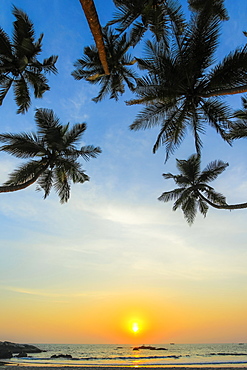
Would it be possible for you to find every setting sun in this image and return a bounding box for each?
[132,322,139,333]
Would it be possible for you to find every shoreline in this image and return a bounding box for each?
[2,366,247,369]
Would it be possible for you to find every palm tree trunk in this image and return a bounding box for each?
[201,84,247,98]
[199,191,247,210]
[78,0,110,75]
[0,164,48,193]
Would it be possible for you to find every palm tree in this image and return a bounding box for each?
[108,0,185,47]
[158,154,247,224]
[0,6,58,114]
[127,1,247,161]
[0,108,101,203]
[78,0,110,75]
[228,95,247,139]
[188,0,229,20]
[72,27,138,102]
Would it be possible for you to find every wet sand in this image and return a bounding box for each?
[1,366,211,369]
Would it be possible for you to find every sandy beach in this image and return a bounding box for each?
[2,366,241,369]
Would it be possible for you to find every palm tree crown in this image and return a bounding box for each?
[0,6,58,113]
[128,0,247,161]
[159,153,247,224]
[0,108,101,203]
[188,0,229,20]
[72,27,138,102]
[228,95,247,139]
[158,154,228,224]
[108,0,185,47]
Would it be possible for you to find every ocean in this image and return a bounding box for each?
[8,343,247,367]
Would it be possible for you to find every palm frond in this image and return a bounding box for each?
[34,108,61,132]
[53,167,71,204]
[181,9,220,78]
[153,104,188,159]
[188,0,229,21]
[3,159,44,186]
[63,123,87,147]
[77,145,102,161]
[0,76,13,105]
[206,47,247,93]
[0,132,44,158]
[198,160,228,182]
[0,27,13,58]
[130,103,167,131]
[229,121,247,139]
[24,70,50,98]
[129,21,147,47]
[12,6,36,55]
[181,195,197,225]
[55,158,90,183]
[37,169,54,199]
[202,187,227,205]
[13,77,31,114]
[197,197,209,218]
[176,154,201,180]
[158,187,186,202]
[41,55,58,74]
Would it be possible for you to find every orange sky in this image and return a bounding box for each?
[2,286,247,344]
[1,0,247,346]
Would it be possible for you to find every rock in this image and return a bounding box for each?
[0,341,43,354]
[0,350,12,359]
[0,341,43,359]
[156,347,168,350]
[50,354,73,359]
[133,345,167,351]
[16,352,28,358]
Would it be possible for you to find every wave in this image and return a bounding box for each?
[15,354,181,361]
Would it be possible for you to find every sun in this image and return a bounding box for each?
[132,322,140,333]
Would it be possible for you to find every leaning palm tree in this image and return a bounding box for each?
[0,6,58,114]
[108,0,185,47]
[128,0,247,161]
[0,108,101,203]
[78,0,110,75]
[72,27,138,102]
[159,154,247,224]
[228,95,247,139]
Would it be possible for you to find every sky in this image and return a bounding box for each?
[1,0,247,345]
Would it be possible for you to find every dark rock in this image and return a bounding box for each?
[0,341,43,354]
[133,345,167,351]
[210,352,247,356]
[50,354,73,359]
[156,347,168,350]
[0,350,12,359]
[16,352,28,358]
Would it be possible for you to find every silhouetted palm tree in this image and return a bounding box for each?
[128,2,247,160]
[72,27,137,102]
[159,154,247,224]
[108,0,185,47]
[188,0,229,20]
[228,95,247,139]
[0,6,58,114]
[0,108,101,203]
[79,0,110,75]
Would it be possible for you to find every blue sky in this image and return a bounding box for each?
[1,0,247,344]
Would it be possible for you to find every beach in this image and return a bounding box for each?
[2,366,247,370]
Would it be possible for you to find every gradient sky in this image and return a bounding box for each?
[1,0,247,345]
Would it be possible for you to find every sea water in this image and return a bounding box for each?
[8,343,247,367]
